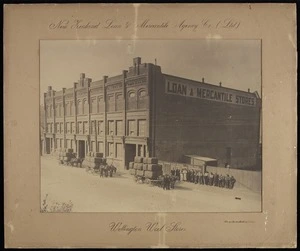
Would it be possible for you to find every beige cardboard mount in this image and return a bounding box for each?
[4,4,297,248]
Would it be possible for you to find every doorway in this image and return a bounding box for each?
[78,140,86,159]
[45,138,51,154]
[125,144,136,170]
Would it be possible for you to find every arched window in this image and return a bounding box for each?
[70,101,73,116]
[77,100,82,115]
[127,91,137,110]
[138,89,147,97]
[97,96,104,113]
[65,102,69,116]
[137,89,147,109]
[91,97,97,114]
[55,104,59,117]
[116,93,123,111]
[83,99,88,114]
[49,105,52,117]
[128,91,136,98]
[46,105,49,117]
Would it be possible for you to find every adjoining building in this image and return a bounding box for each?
[42,57,261,170]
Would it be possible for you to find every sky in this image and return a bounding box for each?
[40,40,261,103]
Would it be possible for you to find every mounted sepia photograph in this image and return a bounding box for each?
[40,39,262,213]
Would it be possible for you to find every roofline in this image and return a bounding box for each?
[163,73,261,98]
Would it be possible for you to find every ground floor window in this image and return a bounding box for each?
[108,142,114,157]
[116,143,123,158]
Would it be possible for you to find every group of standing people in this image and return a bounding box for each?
[157,175,177,190]
[170,168,236,189]
[99,164,116,178]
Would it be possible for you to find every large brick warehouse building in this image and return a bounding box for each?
[42,57,261,170]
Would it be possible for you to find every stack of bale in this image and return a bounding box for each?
[143,157,163,179]
[82,152,105,169]
[129,157,162,179]
[58,148,74,164]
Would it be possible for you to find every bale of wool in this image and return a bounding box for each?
[129,169,137,175]
[94,152,103,158]
[143,164,148,171]
[129,162,134,169]
[136,170,145,176]
[134,156,143,163]
[147,164,160,172]
[143,157,148,164]
[147,157,158,164]
[134,163,143,170]
[144,170,161,179]
[66,148,73,153]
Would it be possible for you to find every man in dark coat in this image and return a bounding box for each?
[100,165,104,177]
[229,176,236,189]
[199,172,204,185]
[225,175,230,188]
[214,173,219,186]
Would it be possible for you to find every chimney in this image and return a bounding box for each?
[73,82,78,89]
[219,82,222,87]
[122,70,128,78]
[80,73,85,79]
[48,86,52,91]
[202,78,205,83]
[133,57,141,66]
[248,88,250,92]
[62,88,66,93]
[103,76,108,83]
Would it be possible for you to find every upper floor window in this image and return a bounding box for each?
[138,89,147,97]
[83,99,88,115]
[128,91,136,98]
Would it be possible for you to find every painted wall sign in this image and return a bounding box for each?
[165,78,257,107]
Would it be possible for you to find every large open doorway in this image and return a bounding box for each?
[125,144,136,170]
[45,138,51,154]
[78,140,86,159]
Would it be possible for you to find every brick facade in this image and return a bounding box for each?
[42,57,261,170]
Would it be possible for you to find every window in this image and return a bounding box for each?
[60,122,64,133]
[71,122,75,134]
[138,89,147,97]
[70,101,73,116]
[127,91,137,110]
[49,105,52,117]
[107,94,115,112]
[77,100,82,115]
[98,121,104,135]
[59,104,63,117]
[116,143,123,158]
[83,99,88,114]
[65,102,69,116]
[116,93,123,111]
[91,97,97,114]
[128,91,136,98]
[108,120,114,135]
[46,105,49,117]
[91,121,96,134]
[83,122,88,134]
[108,143,114,157]
[55,104,59,117]
[138,119,146,136]
[138,89,148,109]
[128,120,135,136]
[97,96,104,113]
[98,142,104,153]
[66,122,70,133]
[78,122,83,134]
[116,120,123,136]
